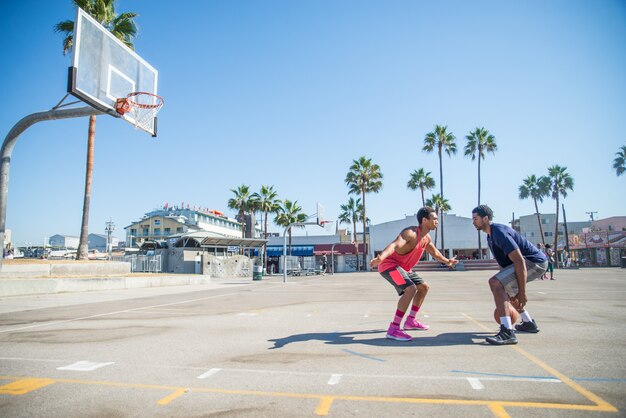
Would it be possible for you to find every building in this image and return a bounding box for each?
[49,234,79,249]
[87,233,119,252]
[125,205,262,248]
[518,213,590,248]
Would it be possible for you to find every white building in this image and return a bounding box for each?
[88,233,119,252]
[49,234,79,249]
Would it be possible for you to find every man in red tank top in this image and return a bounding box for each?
[370,207,458,341]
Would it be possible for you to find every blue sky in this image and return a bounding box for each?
[2,0,625,245]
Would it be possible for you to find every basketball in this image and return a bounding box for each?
[494,308,520,325]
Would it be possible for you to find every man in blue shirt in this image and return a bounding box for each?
[472,205,548,345]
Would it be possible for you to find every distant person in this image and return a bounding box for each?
[545,244,555,280]
[537,243,548,280]
[472,205,548,345]
[321,254,328,273]
[370,206,458,342]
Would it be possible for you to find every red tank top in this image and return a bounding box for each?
[378,227,431,272]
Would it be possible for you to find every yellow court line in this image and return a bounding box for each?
[158,388,187,405]
[462,313,618,414]
[0,378,56,395]
[0,374,619,415]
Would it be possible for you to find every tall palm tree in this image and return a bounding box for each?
[518,175,551,246]
[547,165,574,251]
[338,197,363,271]
[423,125,456,255]
[613,145,626,176]
[425,194,450,248]
[274,199,307,255]
[345,156,383,270]
[464,127,497,258]
[54,0,138,260]
[250,185,281,270]
[407,168,435,207]
[228,185,252,238]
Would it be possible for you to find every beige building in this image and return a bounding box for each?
[125,206,261,247]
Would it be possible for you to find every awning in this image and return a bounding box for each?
[313,243,367,255]
[200,237,268,248]
[266,245,314,257]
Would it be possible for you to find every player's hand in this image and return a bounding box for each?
[447,257,459,269]
[369,256,381,269]
[514,292,527,309]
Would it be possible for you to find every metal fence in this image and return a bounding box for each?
[111,254,162,273]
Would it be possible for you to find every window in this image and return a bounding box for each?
[164,228,171,235]
[176,227,183,233]
[154,219,161,226]
[154,228,161,236]
[143,228,149,236]
[541,218,548,224]
[544,231,553,237]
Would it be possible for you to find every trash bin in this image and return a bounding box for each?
[253,265,263,280]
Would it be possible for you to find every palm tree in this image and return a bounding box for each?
[54,0,138,260]
[338,197,363,271]
[274,199,307,255]
[613,145,626,176]
[345,156,383,270]
[228,185,252,238]
[423,125,456,255]
[425,194,450,248]
[519,175,551,247]
[407,169,435,207]
[250,185,281,270]
[464,127,497,258]
[547,165,574,251]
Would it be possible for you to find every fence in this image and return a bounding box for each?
[112,254,162,273]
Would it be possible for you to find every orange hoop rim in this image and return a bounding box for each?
[126,92,164,109]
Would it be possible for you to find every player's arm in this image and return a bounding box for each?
[369,229,412,269]
[425,242,458,268]
[508,248,527,308]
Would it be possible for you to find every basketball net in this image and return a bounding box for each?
[116,92,164,132]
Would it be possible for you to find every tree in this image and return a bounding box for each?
[425,194,450,248]
[345,156,383,270]
[228,185,252,238]
[613,145,626,176]
[518,175,551,247]
[338,197,363,271]
[54,0,138,259]
[274,199,307,255]
[407,168,435,207]
[423,125,456,255]
[464,127,497,258]
[547,165,574,251]
[250,185,281,270]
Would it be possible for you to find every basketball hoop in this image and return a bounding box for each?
[116,92,164,132]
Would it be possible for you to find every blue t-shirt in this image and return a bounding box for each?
[487,223,547,267]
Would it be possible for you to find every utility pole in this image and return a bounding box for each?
[105,218,115,260]
[586,211,598,222]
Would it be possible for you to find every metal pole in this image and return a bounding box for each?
[331,242,337,275]
[0,106,103,270]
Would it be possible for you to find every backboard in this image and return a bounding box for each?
[316,202,326,226]
[68,7,160,136]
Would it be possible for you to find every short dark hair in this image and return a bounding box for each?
[417,206,436,225]
[472,204,493,220]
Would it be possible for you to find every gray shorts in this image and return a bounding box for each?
[494,259,548,297]
[379,266,425,296]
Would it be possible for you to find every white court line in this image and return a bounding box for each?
[236,312,258,316]
[0,293,238,334]
[467,377,484,390]
[328,374,342,385]
[197,368,222,379]
[57,361,114,371]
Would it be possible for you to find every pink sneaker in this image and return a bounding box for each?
[386,323,412,341]
[404,317,430,331]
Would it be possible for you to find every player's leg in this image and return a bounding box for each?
[514,260,547,333]
[379,267,415,341]
[486,267,518,345]
[404,273,430,330]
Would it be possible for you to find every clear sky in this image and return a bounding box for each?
[2,0,625,246]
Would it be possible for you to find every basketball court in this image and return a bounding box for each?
[0,268,624,416]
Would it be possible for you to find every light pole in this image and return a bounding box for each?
[105,219,115,260]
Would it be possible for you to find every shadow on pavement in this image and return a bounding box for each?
[268,330,493,349]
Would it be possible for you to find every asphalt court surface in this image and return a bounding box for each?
[0,268,624,417]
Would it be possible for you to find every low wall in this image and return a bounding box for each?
[0,261,131,276]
